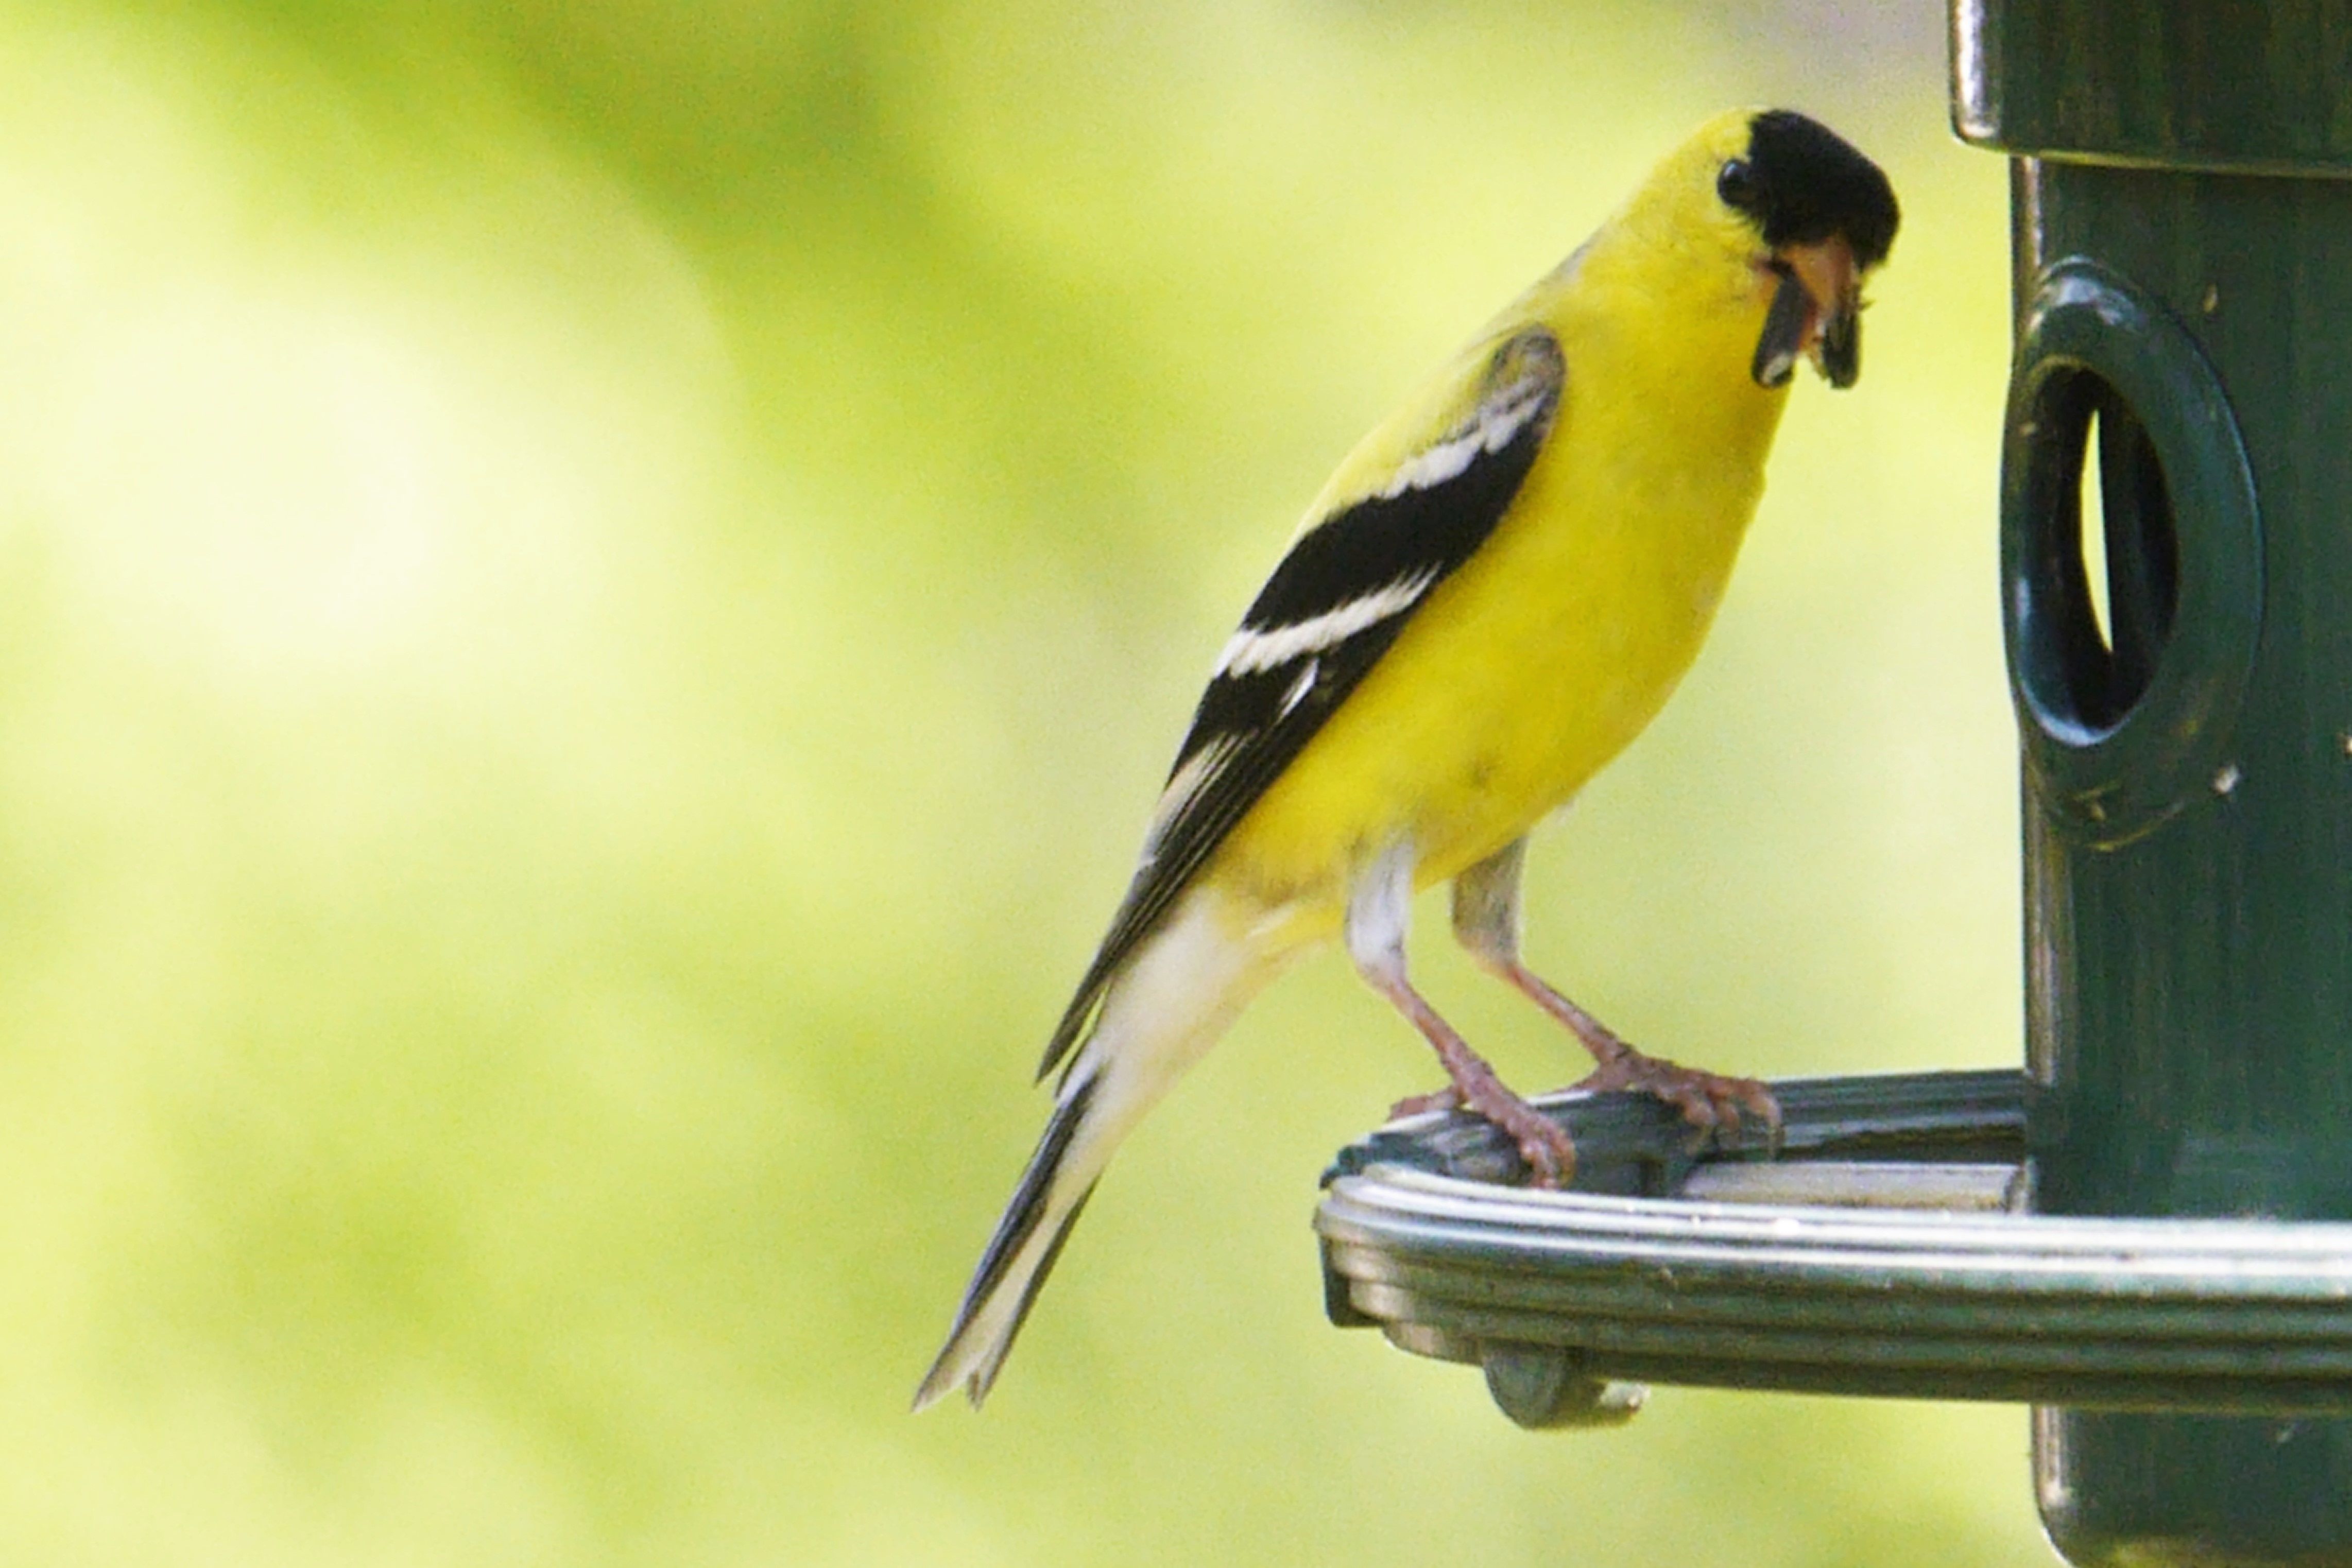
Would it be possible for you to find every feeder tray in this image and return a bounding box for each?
[1318,1070,2352,1429]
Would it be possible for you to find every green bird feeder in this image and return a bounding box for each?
[1315,5,2352,1562]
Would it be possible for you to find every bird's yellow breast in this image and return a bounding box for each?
[1209,244,1787,927]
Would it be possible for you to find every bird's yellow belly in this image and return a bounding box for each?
[1211,440,1766,929]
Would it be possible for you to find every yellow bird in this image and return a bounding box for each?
[917,108,1899,1411]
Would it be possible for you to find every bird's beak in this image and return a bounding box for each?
[1749,234,1865,391]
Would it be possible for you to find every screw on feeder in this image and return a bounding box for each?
[1481,1346,1645,1431]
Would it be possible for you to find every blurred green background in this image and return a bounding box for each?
[0,0,2041,1562]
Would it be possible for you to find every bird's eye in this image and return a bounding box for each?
[1716,158,1755,209]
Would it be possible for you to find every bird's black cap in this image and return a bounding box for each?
[1726,110,1899,269]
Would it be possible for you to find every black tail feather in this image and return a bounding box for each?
[916,1071,1101,1405]
[967,1182,1096,1406]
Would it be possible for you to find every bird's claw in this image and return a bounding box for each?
[1398,1045,1778,1178]
[1393,1082,1575,1187]
[1573,1047,1781,1151]
[1388,1086,1462,1119]
[1493,1102,1577,1189]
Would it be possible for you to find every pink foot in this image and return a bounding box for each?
[1390,1077,1574,1187]
[1574,1046,1781,1146]
[1388,1086,1460,1119]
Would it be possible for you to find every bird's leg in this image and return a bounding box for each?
[1450,839,1781,1141]
[1347,840,1578,1187]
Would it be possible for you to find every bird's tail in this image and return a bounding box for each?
[914,891,1279,1410]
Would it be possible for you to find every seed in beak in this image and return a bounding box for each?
[1750,265,1810,389]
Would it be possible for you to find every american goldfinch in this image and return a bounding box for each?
[917,108,1899,1411]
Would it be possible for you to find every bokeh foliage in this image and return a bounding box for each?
[0,0,2045,1562]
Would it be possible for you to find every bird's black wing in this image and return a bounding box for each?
[1037,326,1566,1079]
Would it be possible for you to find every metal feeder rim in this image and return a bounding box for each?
[1316,1069,2352,1414]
